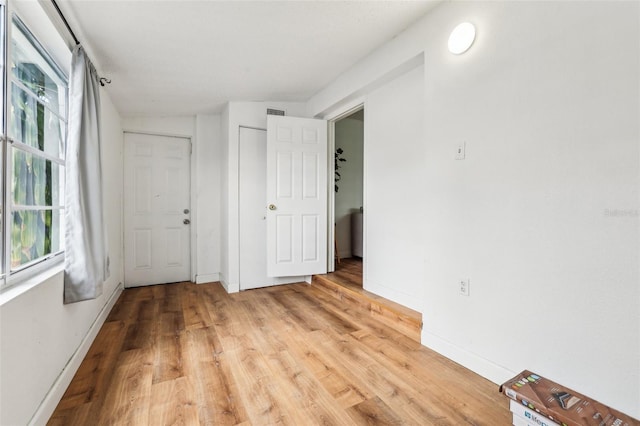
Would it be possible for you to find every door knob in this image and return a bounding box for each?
[268,204,277,211]
[183,219,191,225]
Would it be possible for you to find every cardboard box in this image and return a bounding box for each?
[513,413,534,426]
[500,370,639,426]
[511,399,561,426]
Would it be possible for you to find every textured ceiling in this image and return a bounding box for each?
[57,1,439,116]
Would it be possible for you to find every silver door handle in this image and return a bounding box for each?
[268,204,277,211]
[183,219,191,225]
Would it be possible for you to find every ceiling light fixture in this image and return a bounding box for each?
[448,22,476,55]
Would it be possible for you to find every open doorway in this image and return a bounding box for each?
[333,108,364,286]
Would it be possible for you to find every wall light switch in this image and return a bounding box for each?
[455,141,466,160]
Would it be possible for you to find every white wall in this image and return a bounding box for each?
[364,66,425,313]
[220,101,308,293]
[421,1,639,417]
[220,106,230,287]
[122,116,195,138]
[0,90,125,426]
[334,114,363,259]
[309,1,639,418]
[195,115,222,283]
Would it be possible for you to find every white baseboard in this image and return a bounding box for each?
[218,273,239,293]
[195,273,220,284]
[29,283,124,426]
[421,330,515,386]
[364,281,422,313]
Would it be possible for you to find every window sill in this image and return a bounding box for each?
[0,259,64,307]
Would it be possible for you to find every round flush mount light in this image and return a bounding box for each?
[448,22,476,54]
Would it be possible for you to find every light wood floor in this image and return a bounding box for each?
[330,257,363,289]
[314,258,422,343]
[49,281,510,425]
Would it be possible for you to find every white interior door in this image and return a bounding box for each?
[124,132,191,287]
[239,127,305,290]
[266,115,328,277]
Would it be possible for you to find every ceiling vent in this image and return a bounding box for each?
[267,108,285,116]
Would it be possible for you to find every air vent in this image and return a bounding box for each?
[267,108,285,116]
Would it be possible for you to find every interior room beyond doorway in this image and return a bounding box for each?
[334,108,364,283]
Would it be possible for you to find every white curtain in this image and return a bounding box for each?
[64,45,110,303]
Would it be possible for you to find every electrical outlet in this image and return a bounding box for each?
[459,279,470,296]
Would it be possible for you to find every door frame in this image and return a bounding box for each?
[237,125,266,290]
[122,130,196,285]
[322,101,365,273]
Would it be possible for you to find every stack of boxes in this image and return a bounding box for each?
[500,370,639,426]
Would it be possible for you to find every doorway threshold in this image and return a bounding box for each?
[311,259,422,343]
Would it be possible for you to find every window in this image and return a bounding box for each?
[1,2,6,283]
[1,11,68,289]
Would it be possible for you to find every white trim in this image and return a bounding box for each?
[320,100,366,122]
[190,132,197,283]
[238,125,266,132]
[327,120,335,273]
[122,129,192,140]
[28,282,124,426]
[195,272,219,284]
[0,258,63,305]
[422,330,515,386]
[219,272,233,293]
[323,102,365,275]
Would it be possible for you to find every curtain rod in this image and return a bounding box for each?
[49,0,112,86]
[50,0,79,46]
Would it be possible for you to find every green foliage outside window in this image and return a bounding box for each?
[10,58,60,268]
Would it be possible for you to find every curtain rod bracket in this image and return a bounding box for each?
[50,0,111,87]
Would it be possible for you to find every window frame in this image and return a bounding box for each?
[1,0,7,287]
[1,6,68,291]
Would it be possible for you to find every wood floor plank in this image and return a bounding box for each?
[182,327,249,425]
[274,325,374,410]
[313,328,480,425]
[105,297,137,323]
[122,319,156,351]
[182,284,213,330]
[265,349,354,424]
[347,396,403,426]
[47,402,93,426]
[303,284,422,351]
[222,342,295,424]
[49,281,511,425]
[153,334,184,384]
[270,286,361,335]
[157,310,186,337]
[149,376,199,425]
[54,320,127,411]
[313,258,422,342]
[96,348,154,425]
